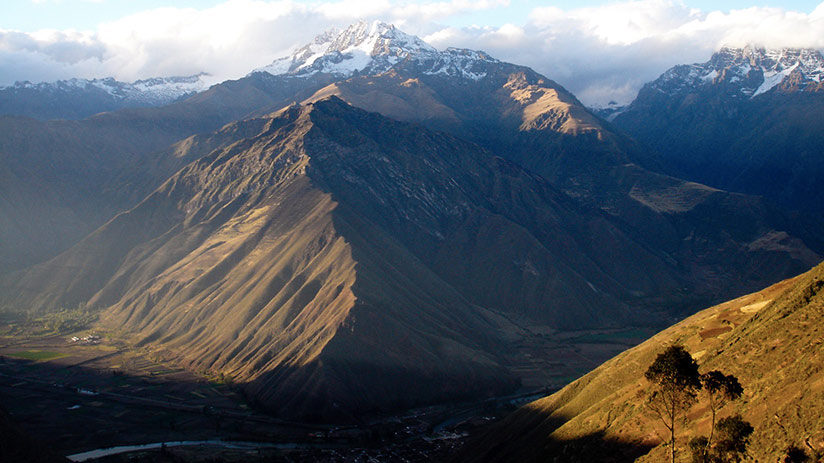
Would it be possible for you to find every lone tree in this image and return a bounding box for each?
[646,344,702,463]
[701,371,743,451]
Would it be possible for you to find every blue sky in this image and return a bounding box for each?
[2,0,824,105]
[4,0,822,31]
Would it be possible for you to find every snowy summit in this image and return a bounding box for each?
[2,73,212,106]
[253,20,499,81]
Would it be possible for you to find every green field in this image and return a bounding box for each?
[6,350,68,362]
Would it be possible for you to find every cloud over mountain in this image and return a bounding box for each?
[2,0,824,105]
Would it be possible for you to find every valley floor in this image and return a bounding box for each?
[0,321,659,462]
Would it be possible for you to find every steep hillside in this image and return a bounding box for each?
[463,260,824,462]
[0,70,337,272]
[2,98,695,419]
[613,46,824,212]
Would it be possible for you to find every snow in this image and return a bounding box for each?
[701,70,718,82]
[753,63,797,97]
[252,21,491,82]
[1,73,211,104]
[651,45,824,99]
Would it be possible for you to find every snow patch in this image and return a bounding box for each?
[753,63,797,97]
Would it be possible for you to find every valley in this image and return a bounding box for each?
[0,314,653,462]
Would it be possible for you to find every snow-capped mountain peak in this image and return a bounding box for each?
[255,20,436,77]
[2,73,212,105]
[253,21,496,81]
[651,45,824,99]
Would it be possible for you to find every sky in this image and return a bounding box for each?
[3,0,824,106]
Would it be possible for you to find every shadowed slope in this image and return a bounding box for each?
[463,260,824,462]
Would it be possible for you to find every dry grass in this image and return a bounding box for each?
[466,261,824,462]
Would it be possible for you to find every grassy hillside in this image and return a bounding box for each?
[463,260,824,462]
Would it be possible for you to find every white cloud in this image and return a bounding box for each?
[2,0,824,107]
[425,0,824,105]
[0,0,506,86]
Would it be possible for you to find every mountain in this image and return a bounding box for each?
[644,47,824,99]
[292,33,822,308]
[2,22,822,420]
[254,20,439,78]
[2,97,697,418]
[0,23,429,273]
[0,69,340,272]
[590,101,627,121]
[461,260,824,462]
[3,23,818,298]
[0,73,212,120]
[613,46,824,212]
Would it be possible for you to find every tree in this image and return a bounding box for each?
[645,345,702,463]
[689,436,710,463]
[701,371,743,452]
[782,445,810,463]
[714,415,753,463]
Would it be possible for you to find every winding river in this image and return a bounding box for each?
[66,439,300,462]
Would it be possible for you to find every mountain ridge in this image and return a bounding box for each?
[0,73,212,120]
[651,46,824,99]
[612,45,824,212]
[253,20,498,82]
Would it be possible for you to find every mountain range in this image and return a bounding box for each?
[5,97,676,418]
[612,46,824,212]
[0,73,212,120]
[1,21,822,422]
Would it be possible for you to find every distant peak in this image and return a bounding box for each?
[713,45,824,64]
[252,21,499,81]
[253,21,436,78]
[651,44,824,99]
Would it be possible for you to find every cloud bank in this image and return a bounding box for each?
[2,0,824,106]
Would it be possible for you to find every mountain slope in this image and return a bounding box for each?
[613,46,824,212]
[0,68,343,272]
[0,74,212,120]
[3,22,820,306]
[462,260,824,462]
[298,45,821,309]
[2,98,697,418]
